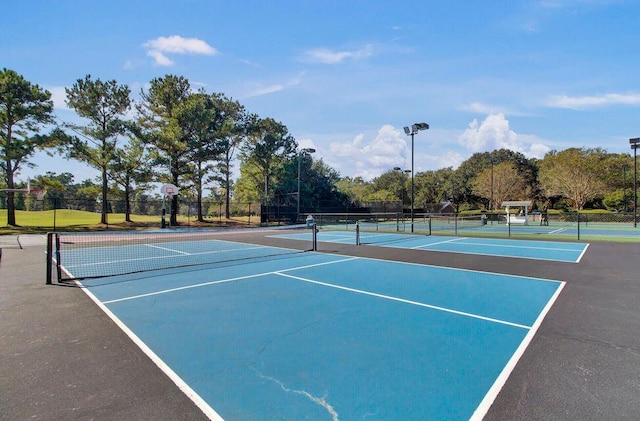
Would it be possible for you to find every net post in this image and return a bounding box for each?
[312,223,318,251]
[577,211,581,240]
[55,233,62,282]
[45,232,53,285]
[355,221,361,245]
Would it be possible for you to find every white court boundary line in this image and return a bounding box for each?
[77,282,224,421]
[470,281,567,420]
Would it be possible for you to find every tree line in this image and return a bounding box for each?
[1,68,636,227]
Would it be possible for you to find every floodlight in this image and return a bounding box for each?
[630,138,640,144]
[403,121,429,232]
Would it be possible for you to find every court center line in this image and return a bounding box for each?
[145,243,191,255]
[411,237,467,249]
[101,257,360,304]
[276,272,531,330]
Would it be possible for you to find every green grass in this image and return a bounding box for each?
[0,209,259,234]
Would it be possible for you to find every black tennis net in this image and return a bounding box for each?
[46,226,317,284]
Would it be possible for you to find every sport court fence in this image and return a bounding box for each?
[0,195,265,229]
[310,211,640,242]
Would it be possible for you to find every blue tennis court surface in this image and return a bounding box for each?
[68,238,566,420]
[273,230,589,263]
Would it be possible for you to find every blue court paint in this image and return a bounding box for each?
[276,231,589,262]
[77,246,564,420]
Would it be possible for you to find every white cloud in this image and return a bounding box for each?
[328,125,407,180]
[47,86,69,110]
[143,35,218,66]
[146,50,175,66]
[244,73,304,98]
[459,113,550,159]
[301,44,376,64]
[547,93,640,109]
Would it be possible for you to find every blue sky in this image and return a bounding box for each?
[3,0,640,185]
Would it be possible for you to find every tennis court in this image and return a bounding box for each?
[274,230,588,263]
[46,229,566,420]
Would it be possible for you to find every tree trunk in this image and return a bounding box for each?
[124,178,132,222]
[225,170,231,219]
[101,166,108,224]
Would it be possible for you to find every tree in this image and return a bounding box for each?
[177,92,225,221]
[371,170,408,207]
[209,96,247,219]
[539,148,608,210]
[239,117,297,202]
[65,75,131,224]
[413,168,454,211]
[0,68,56,225]
[110,136,153,222]
[336,176,372,207]
[471,162,526,210]
[136,75,192,225]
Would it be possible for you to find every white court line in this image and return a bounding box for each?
[102,257,359,304]
[276,272,531,330]
[411,237,467,249]
[576,243,590,263]
[77,283,224,420]
[434,240,585,253]
[470,281,566,420]
[549,227,567,234]
[145,243,191,255]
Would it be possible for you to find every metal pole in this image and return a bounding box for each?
[297,152,301,219]
[623,165,627,213]
[490,159,494,211]
[411,132,415,233]
[635,145,637,228]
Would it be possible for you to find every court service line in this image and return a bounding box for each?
[101,257,360,304]
[276,272,531,330]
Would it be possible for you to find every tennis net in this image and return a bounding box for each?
[46,226,317,284]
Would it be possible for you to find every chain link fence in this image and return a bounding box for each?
[0,192,261,230]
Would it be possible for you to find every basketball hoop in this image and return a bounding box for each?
[31,189,47,200]
[160,183,179,197]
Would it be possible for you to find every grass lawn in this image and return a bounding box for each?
[0,209,256,234]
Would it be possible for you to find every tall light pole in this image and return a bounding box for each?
[393,167,411,211]
[630,138,639,227]
[403,123,429,232]
[297,148,315,220]
[490,157,494,212]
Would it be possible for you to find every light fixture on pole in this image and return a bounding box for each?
[403,123,429,232]
[297,148,316,220]
[630,138,639,227]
